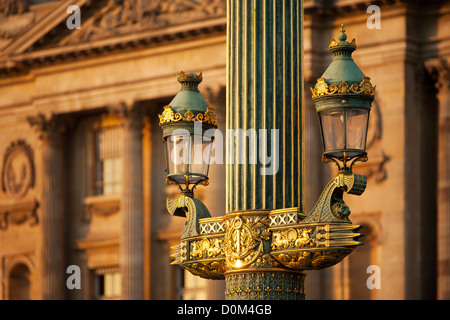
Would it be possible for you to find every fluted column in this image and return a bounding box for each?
[438,61,450,300]
[226,0,303,212]
[27,113,70,300]
[225,0,304,300]
[427,59,450,300]
[115,102,144,300]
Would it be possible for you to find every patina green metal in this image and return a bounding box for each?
[169,72,209,114]
[226,0,303,213]
[224,270,306,300]
[163,8,372,300]
[159,72,218,138]
[322,27,364,88]
[167,196,212,236]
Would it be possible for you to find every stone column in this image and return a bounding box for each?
[204,85,227,299]
[27,113,71,300]
[225,0,304,299]
[427,59,450,300]
[115,102,144,300]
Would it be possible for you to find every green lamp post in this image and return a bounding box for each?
[159,71,218,219]
[159,72,218,193]
[160,20,375,299]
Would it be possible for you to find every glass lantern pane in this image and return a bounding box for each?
[165,132,214,186]
[166,134,191,175]
[189,135,213,177]
[346,108,369,153]
[320,109,345,155]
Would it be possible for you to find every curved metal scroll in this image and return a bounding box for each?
[166,196,212,239]
[303,173,367,224]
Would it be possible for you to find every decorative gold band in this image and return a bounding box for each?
[310,76,375,99]
[329,38,357,49]
[177,71,203,81]
[158,105,218,126]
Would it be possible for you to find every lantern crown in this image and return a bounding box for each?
[169,71,209,114]
[311,24,375,102]
[159,71,218,138]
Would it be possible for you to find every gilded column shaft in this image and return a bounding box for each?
[118,104,144,300]
[226,0,303,213]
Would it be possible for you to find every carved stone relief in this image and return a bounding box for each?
[1,139,35,198]
[0,140,39,230]
[425,58,449,91]
[83,195,120,222]
[0,199,39,230]
[0,0,34,39]
[0,0,28,16]
[59,0,226,46]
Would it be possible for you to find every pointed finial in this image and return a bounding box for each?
[338,24,347,41]
[329,23,357,49]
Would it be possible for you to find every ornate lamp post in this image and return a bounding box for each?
[311,24,375,173]
[159,71,218,219]
[160,20,375,299]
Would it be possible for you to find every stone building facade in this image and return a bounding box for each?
[0,0,448,300]
[304,0,450,300]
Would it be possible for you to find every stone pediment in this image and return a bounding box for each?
[58,0,226,46]
[0,0,90,66]
[0,0,226,72]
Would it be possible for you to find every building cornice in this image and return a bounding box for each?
[0,16,226,78]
